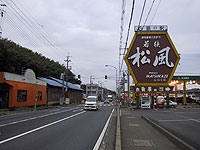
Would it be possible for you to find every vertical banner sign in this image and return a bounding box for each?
[125,31,180,86]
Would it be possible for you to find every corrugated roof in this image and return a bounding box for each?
[39,77,62,87]
[50,77,82,91]
[39,77,82,91]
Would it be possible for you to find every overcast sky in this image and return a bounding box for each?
[1,0,200,91]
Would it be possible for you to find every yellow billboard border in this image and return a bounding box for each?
[124,31,180,86]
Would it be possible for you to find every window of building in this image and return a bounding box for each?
[52,92,60,99]
[37,91,42,101]
[17,90,27,102]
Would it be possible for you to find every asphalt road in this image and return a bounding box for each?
[0,103,114,150]
[136,108,200,150]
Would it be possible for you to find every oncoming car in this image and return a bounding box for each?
[104,99,110,104]
[84,96,99,110]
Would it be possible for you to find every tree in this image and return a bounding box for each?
[0,38,81,84]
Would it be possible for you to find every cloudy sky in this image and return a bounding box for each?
[1,0,200,91]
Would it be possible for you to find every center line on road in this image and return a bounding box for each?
[0,111,86,145]
[0,107,80,128]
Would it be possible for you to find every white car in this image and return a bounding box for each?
[141,96,151,109]
[165,100,177,108]
[141,102,151,109]
[84,96,99,110]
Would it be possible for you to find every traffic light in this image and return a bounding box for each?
[78,75,81,79]
[105,75,107,79]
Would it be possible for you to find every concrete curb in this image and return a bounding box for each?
[115,108,121,150]
[142,116,197,150]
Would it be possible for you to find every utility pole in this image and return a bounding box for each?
[89,75,94,96]
[0,4,6,39]
[61,72,65,105]
[64,53,71,100]
[127,70,130,106]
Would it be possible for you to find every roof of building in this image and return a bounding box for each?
[50,77,82,91]
[1,70,46,86]
[39,77,61,87]
[39,77,82,91]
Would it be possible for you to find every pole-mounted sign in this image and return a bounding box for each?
[125,25,180,86]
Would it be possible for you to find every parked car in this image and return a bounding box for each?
[175,97,183,103]
[141,96,150,109]
[196,97,200,105]
[164,100,177,108]
[176,97,196,103]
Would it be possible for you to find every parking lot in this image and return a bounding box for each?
[136,107,200,149]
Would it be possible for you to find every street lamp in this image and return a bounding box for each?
[105,65,118,95]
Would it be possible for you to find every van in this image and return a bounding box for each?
[141,96,150,109]
[84,96,99,110]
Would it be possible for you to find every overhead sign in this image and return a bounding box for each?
[125,31,180,86]
[134,25,168,32]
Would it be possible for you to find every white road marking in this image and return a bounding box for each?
[0,107,80,127]
[73,109,83,112]
[93,109,114,150]
[129,123,139,127]
[159,119,189,122]
[159,119,200,123]
[189,119,200,123]
[126,117,135,119]
[133,139,152,147]
[0,111,86,145]
[49,109,61,112]
[176,114,200,123]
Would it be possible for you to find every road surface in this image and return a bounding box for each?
[0,103,114,150]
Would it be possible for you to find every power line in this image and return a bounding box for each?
[4,14,39,47]
[12,0,66,59]
[150,0,162,25]
[2,4,53,56]
[1,0,66,60]
[137,0,147,31]
[143,0,155,26]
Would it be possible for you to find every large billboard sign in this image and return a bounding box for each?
[125,31,180,86]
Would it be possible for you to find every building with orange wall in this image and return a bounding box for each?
[0,69,47,109]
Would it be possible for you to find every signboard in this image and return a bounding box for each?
[134,25,168,32]
[125,31,180,86]
[132,86,174,93]
[173,76,200,81]
[136,93,170,96]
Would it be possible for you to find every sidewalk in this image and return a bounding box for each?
[120,107,181,150]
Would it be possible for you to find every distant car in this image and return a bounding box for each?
[84,96,99,110]
[104,99,110,104]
